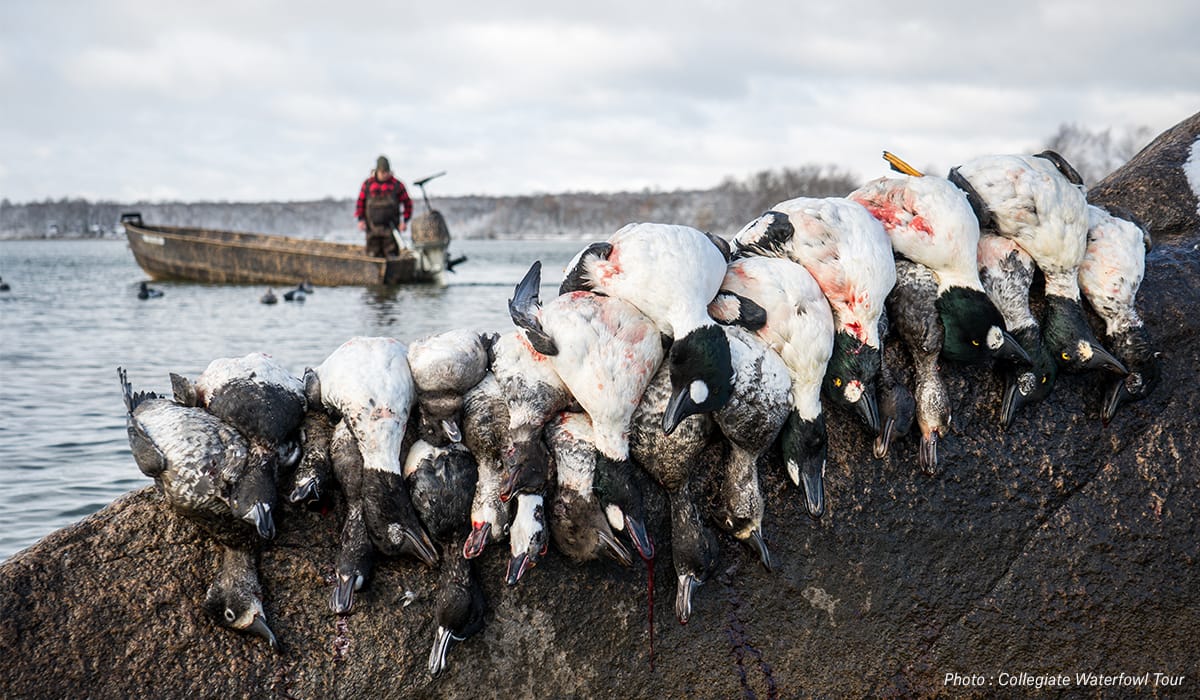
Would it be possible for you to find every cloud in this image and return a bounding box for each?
[1,0,1198,202]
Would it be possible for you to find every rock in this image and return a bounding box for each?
[3,128,1200,697]
[1089,110,1200,244]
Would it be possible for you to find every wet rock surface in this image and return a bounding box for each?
[3,155,1200,699]
[1089,110,1200,244]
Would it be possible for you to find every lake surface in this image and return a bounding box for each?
[0,236,586,560]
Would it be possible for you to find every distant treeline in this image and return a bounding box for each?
[0,123,1151,241]
[0,165,857,241]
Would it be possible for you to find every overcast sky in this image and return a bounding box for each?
[2,1,1197,203]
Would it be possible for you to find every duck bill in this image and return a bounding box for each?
[288,476,318,505]
[662,386,698,435]
[1102,377,1133,423]
[246,615,279,652]
[405,528,440,567]
[1000,376,1024,430]
[441,418,462,444]
[428,625,457,677]
[746,528,772,571]
[329,573,359,615]
[993,331,1033,366]
[1085,345,1128,375]
[462,522,492,559]
[854,389,880,434]
[597,527,633,567]
[244,503,275,540]
[918,431,939,475]
[675,573,702,625]
[624,514,655,561]
[873,416,896,458]
[800,458,826,520]
[506,551,533,585]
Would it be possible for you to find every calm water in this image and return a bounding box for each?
[0,237,586,560]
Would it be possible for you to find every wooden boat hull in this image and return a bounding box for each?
[122,218,445,286]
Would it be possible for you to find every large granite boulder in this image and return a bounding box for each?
[1089,110,1200,244]
[3,125,1199,698]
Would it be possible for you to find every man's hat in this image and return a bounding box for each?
[376,155,390,172]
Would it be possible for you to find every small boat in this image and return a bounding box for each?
[121,214,452,287]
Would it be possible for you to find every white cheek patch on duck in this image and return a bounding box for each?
[844,380,864,404]
[1077,341,1095,362]
[605,504,625,532]
[689,380,710,404]
[986,326,1004,351]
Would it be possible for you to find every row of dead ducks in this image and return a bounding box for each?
[118,318,789,675]
[118,150,1161,675]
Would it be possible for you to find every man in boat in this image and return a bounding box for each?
[355,155,414,257]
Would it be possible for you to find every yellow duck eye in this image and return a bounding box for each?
[971,340,980,347]
[1041,376,1047,384]
[833,377,843,388]
[1061,352,1071,361]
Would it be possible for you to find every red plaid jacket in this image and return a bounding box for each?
[355,175,414,223]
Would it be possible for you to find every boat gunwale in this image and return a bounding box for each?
[124,222,410,265]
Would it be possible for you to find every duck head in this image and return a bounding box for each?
[874,379,914,459]
[228,461,277,541]
[498,432,551,501]
[823,332,881,433]
[549,489,633,566]
[202,548,278,651]
[506,494,548,585]
[663,325,734,434]
[936,288,1031,366]
[1101,328,1161,422]
[999,327,1057,430]
[330,506,374,615]
[1043,297,1127,375]
[780,410,828,520]
[914,381,952,476]
[670,492,718,625]
[594,454,655,561]
[416,393,465,446]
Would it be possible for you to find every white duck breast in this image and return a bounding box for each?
[186,352,306,448]
[315,337,415,474]
[563,222,727,337]
[489,330,571,496]
[544,411,633,566]
[734,197,895,350]
[711,325,791,563]
[557,227,735,429]
[849,175,984,292]
[977,234,1040,334]
[408,329,492,443]
[954,154,1089,299]
[1079,205,1160,420]
[713,257,833,422]
[490,331,570,435]
[710,259,834,517]
[460,373,513,558]
[408,329,490,394]
[547,411,599,494]
[537,291,664,460]
[506,493,547,585]
[316,337,436,566]
[1079,205,1147,337]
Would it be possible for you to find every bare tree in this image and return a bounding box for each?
[1043,123,1154,186]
